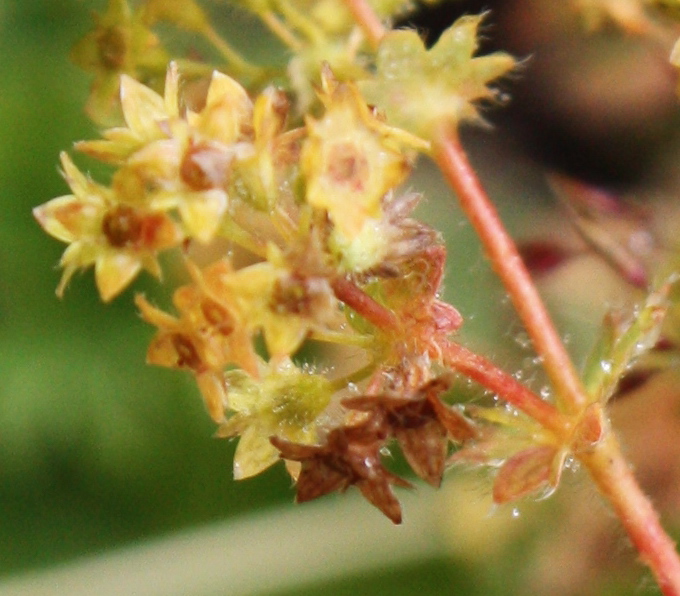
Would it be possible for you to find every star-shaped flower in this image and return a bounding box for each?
[135,259,263,421]
[212,256,340,359]
[79,65,254,243]
[217,361,334,479]
[359,15,516,139]
[301,65,428,241]
[33,153,183,301]
[75,62,181,164]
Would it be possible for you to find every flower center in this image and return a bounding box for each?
[102,205,143,248]
[97,26,127,71]
[327,143,369,192]
[180,143,231,191]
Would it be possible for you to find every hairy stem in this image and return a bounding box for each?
[331,277,400,331]
[580,432,680,596]
[441,341,568,436]
[432,128,588,415]
[433,127,680,594]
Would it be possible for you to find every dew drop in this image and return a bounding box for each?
[511,507,520,518]
[522,356,537,369]
[540,386,551,399]
[600,360,612,374]
[515,332,531,350]
[564,456,580,472]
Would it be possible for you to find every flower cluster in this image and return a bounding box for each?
[32,4,680,595]
[37,0,588,523]
[34,52,470,516]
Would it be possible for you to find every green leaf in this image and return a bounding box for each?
[582,281,671,403]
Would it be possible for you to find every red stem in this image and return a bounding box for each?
[331,277,400,331]
[441,341,567,436]
[432,129,588,414]
[580,432,680,596]
[342,0,385,49]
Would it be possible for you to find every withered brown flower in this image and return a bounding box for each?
[271,420,411,524]
[342,377,477,487]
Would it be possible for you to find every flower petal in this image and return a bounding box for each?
[178,189,228,242]
[232,424,280,479]
[95,250,142,301]
[192,71,252,144]
[120,74,167,140]
[33,195,98,243]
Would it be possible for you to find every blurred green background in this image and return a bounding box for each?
[1,1,678,595]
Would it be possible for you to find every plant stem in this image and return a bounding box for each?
[342,0,385,50]
[331,277,400,331]
[434,127,680,595]
[202,26,265,80]
[260,10,304,51]
[432,128,588,415]
[441,341,567,436]
[580,432,680,596]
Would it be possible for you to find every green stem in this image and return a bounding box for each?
[330,359,378,392]
[260,10,304,51]
[309,329,373,348]
[276,0,325,46]
[432,128,588,415]
[202,26,265,80]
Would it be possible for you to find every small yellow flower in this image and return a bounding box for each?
[71,0,169,125]
[233,87,303,210]
[359,15,516,139]
[216,360,334,479]
[79,65,254,243]
[135,293,233,423]
[33,153,182,301]
[137,258,260,363]
[135,259,273,421]
[215,256,339,359]
[301,66,427,240]
[76,62,181,164]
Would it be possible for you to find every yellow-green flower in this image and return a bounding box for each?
[217,360,334,479]
[301,66,427,240]
[76,62,181,164]
[135,259,267,421]
[33,153,182,301]
[233,87,303,210]
[79,65,254,243]
[359,15,516,139]
[214,255,340,359]
[71,0,169,125]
